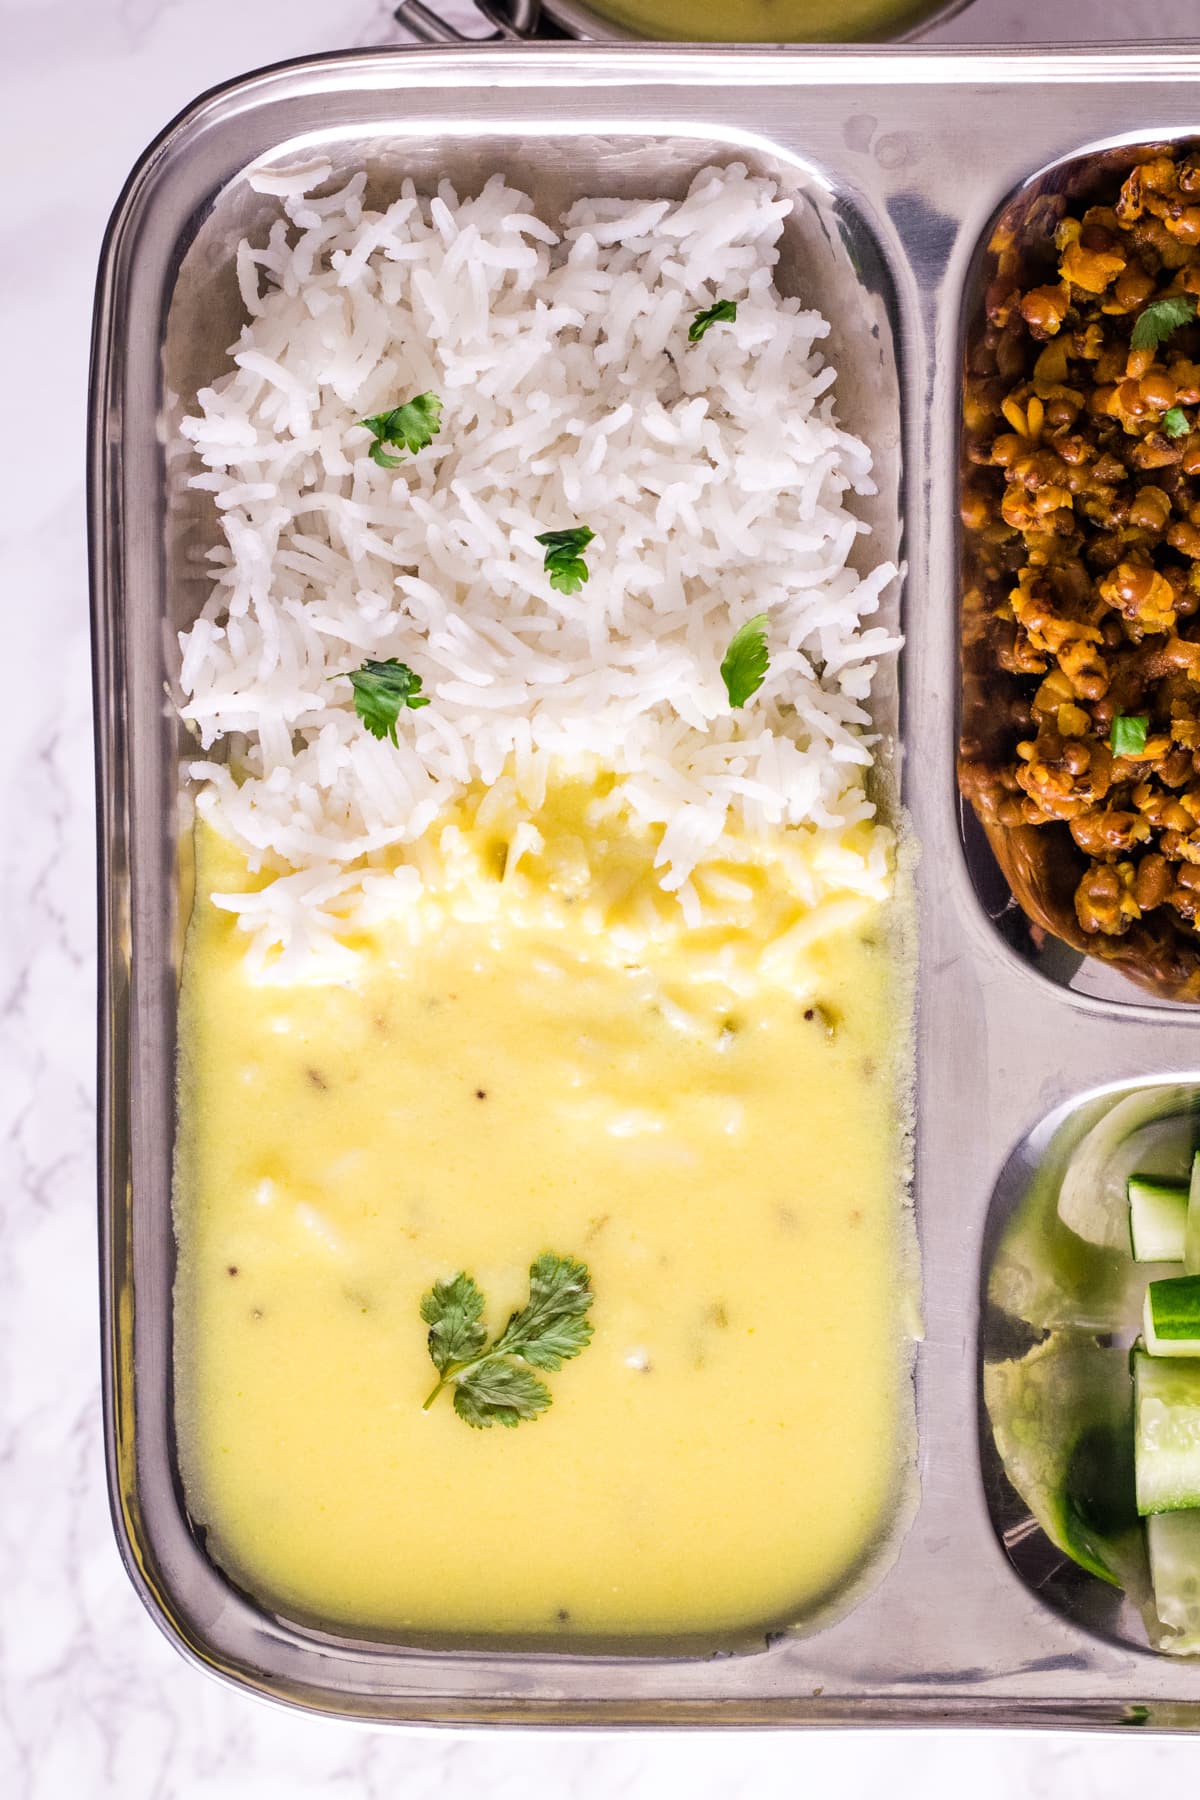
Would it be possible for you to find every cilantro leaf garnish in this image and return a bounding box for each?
[535,526,595,595]
[452,1361,551,1430]
[490,1253,596,1371]
[688,299,738,342]
[333,658,430,745]
[1130,295,1198,354]
[420,1272,487,1374]
[421,1253,594,1428]
[1164,405,1190,439]
[1110,712,1149,757]
[358,392,443,468]
[720,613,770,709]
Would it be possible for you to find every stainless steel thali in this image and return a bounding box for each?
[90,43,1200,1726]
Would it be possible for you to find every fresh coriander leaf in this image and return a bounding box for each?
[688,298,738,343]
[420,1272,488,1375]
[1130,294,1198,353]
[358,392,443,466]
[333,657,431,746]
[419,1251,594,1427]
[1164,405,1190,438]
[720,613,770,709]
[535,526,595,596]
[1110,712,1149,757]
[452,1361,552,1430]
[493,1253,594,1371]
[368,439,403,471]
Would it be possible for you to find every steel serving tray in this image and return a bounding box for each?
[90,44,1200,1727]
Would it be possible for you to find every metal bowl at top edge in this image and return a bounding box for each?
[395,0,978,46]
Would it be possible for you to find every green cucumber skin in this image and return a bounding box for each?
[1143,1314,1200,1358]
[1186,1152,1200,1275]
[1134,1350,1200,1514]
[1129,1180,1189,1263]
[1146,1275,1200,1354]
[1129,1179,1189,1207]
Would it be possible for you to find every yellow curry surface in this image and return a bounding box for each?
[175,780,912,1641]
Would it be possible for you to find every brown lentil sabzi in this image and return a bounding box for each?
[960,147,1200,999]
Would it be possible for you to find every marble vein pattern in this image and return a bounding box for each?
[4,0,1200,1794]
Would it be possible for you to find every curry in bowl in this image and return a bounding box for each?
[961,148,1200,1000]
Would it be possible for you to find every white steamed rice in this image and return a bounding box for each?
[177,159,901,970]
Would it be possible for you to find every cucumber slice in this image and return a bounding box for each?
[1129,1177,1189,1262]
[1058,1092,1196,1253]
[1147,1512,1200,1653]
[985,1338,1145,1589]
[1134,1350,1200,1514]
[1144,1276,1200,1357]
[1187,1152,1200,1275]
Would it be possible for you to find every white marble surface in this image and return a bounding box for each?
[5,0,1200,1793]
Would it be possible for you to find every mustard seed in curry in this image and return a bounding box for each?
[960,149,1200,1000]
